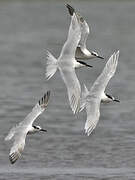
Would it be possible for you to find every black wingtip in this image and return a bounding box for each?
[39,91,51,107]
[9,152,20,164]
[66,4,75,16]
[45,91,51,102]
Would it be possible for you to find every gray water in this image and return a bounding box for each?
[0,1,135,179]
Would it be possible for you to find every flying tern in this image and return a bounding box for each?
[66,4,104,60]
[46,13,82,114]
[80,82,120,111]
[5,91,50,164]
[80,51,120,136]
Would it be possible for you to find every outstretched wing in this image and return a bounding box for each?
[84,51,119,136]
[5,91,50,141]
[18,90,50,127]
[5,91,51,164]
[60,12,81,60]
[59,67,81,114]
[5,124,18,141]
[9,131,26,164]
[90,51,119,96]
[58,11,81,113]
[80,84,89,112]
[85,96,100,136]
[78,17,90,49]
[66,4,90,49]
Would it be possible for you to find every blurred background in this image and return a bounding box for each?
[0,0,135,179]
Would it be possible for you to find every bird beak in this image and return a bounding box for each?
[77,60,93,68]
[114,99,120,103]
[97,55,104,59]
[86,64,93,68]
[40,129,47,132]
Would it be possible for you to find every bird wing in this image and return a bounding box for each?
[84,51,119,136]
[59,67,81,114]
[60,13,81,61]
[57,12,81,113]
[66,4,90,50]
[79,17,90,49]
[5,124,18,141]
[90,51,119,96]
[80,84,89,112]
[5,91,50,141]
[9,130,26,164]
[85,96,100,136]
[5,91,50,164]
[21,90,51,127]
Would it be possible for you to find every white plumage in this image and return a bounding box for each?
[45,13,81,114]
[66,4,104,60]
[5,91,50,164]
[81,51,119,136]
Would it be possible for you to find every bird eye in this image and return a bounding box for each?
[33,125,39,129]
[92,51,98,56]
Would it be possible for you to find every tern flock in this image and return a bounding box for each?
[5,4,120,164]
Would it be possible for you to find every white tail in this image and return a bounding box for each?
[45,50,57,80]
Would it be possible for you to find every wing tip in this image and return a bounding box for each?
[9,152,21,164]
[115,50,120,59]
[66,4,75,16]
[70,94,80,114]
[39,91,51,108]
[84,122,96,136]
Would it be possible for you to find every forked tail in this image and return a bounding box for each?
[45,50,57,80]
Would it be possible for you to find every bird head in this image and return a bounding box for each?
[33,125,47,132]
[105,93,120,103]
[91,51,104,59]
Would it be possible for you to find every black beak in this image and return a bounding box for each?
[85,64,93,68]
[77,60,93,68]
[40,129,47,132]
[114,99,120,103]
[97,55,104,59]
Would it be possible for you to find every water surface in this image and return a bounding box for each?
[0,1,135,179]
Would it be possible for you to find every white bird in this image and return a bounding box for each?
[80,51,119,136]
[66,4,104,60]
[5,91,50,164]
[80,83,120,111]
[46,13,82,114]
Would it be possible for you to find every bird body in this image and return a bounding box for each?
[5,91,50,164]
[46,13,82,114]
[80,51,120,136]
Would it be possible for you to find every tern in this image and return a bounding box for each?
[66,4,104,60]
[80,83,120,111]
[46,13,82,114]
[5,91,50,164]
[80,51,120,136]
